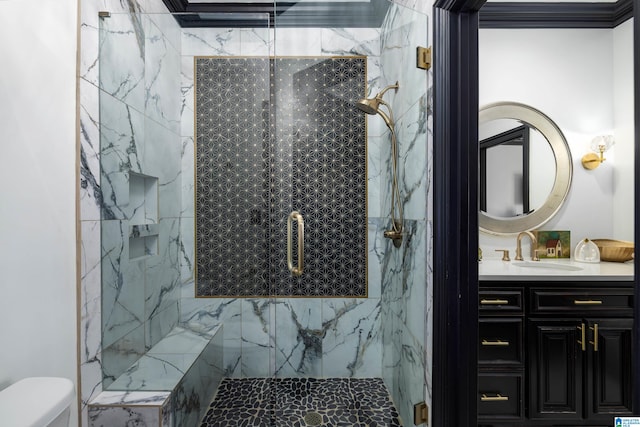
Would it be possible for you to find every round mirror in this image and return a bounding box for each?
[479,102,572,235]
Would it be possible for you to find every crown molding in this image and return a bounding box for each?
[479,0,633,28]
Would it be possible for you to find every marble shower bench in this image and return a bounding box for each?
[88,325,223,427]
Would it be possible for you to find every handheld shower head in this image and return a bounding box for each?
[355,98,380,115]
[354,81,404,248]
[355,82,399,130]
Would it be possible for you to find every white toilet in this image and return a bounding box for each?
[0,377,74,427]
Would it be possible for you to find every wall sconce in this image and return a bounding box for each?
[581,135,615,170]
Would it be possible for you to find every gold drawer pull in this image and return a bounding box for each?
[481,299,509,305]
[481,339,510,346]
[589,323,599,352]
[577,323,586,351]
[481,393,509,402]
[574,299,603,305]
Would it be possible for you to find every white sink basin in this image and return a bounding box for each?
[512,261,583,271]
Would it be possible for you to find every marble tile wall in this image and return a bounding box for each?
[379,2,433,425]
[179,25,387,380]
[80,1,433,426]
[98,8,183,388]
[79,0,186,424]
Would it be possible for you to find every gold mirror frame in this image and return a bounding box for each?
[479,102,573,235]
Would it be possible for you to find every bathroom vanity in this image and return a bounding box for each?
[478,260,634,427]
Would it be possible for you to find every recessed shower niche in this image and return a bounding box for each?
[128,172,159,260]
[195,56,368,298]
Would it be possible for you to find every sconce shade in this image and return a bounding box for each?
[581,135,614,170]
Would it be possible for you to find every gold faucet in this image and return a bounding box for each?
[515,231,540,261]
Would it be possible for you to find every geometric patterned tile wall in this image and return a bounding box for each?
[195,57,367,297]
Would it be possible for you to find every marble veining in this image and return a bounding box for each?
[80,3,433,426]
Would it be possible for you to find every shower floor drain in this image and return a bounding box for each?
[304,411,322,426]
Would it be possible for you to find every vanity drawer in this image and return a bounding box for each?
[479,318,523,365]
[531,288,633,315]
[479,289,523,313]
[478,372,523,420]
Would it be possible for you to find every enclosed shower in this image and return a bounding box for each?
[84,1,431,425]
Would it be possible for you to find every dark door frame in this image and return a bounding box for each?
[431,1,640,426]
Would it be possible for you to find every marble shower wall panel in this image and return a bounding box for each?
[79,220,104,422]
[101,220,145,349]
[379,2,431,425]
[99,92,145,220]
[144,17,181,134]
[380,4,429,124]
[98,7,183,390]
[397,95,429,220]
[80,78,102,222]
[321,298,382,378]
[179,27,387,380]
[102,325,146,389]
[273,299,323,377]
[240,299,275,378]
[99,13,146,112]
[80,0,187,422]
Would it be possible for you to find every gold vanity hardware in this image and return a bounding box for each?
[495,249,510,261]
[287,211,304,277]
[589,323,599,351]
[515,231,539,261]
[481,393,509,402]
[480,298,509,305]
[416,46,432,70]
[573,299,603,305]
[481,339,509,346]
[577,323,586,351]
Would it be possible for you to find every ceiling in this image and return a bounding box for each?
[162,0,390,27]
[161,0,632,28]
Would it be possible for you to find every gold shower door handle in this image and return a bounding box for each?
[287,211,304,277]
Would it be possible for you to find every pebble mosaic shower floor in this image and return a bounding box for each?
[200,377,403,426]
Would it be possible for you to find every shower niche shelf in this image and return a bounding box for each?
[128,172,159,260]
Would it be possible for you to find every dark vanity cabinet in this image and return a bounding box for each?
[478,281,634,427]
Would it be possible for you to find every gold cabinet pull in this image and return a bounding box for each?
[481,299,509,305]
[481,393,509,402]
[574,299,603,305]
[287,211,304,277]
[481,339,510,346]
[589,323,599,352]
[577,323,586,351]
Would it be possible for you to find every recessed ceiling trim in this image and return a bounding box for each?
[479,0,633,28]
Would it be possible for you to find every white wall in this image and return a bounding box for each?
[613,18,634,241]
[0,0,78,424]
[479,28,628,256]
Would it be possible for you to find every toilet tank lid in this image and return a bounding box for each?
[0,377,74,427]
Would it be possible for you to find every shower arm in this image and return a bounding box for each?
[376,82,399,100]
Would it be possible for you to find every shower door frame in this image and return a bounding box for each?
[432,1,640,426]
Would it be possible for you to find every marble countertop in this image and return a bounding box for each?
[479,258,634,281]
